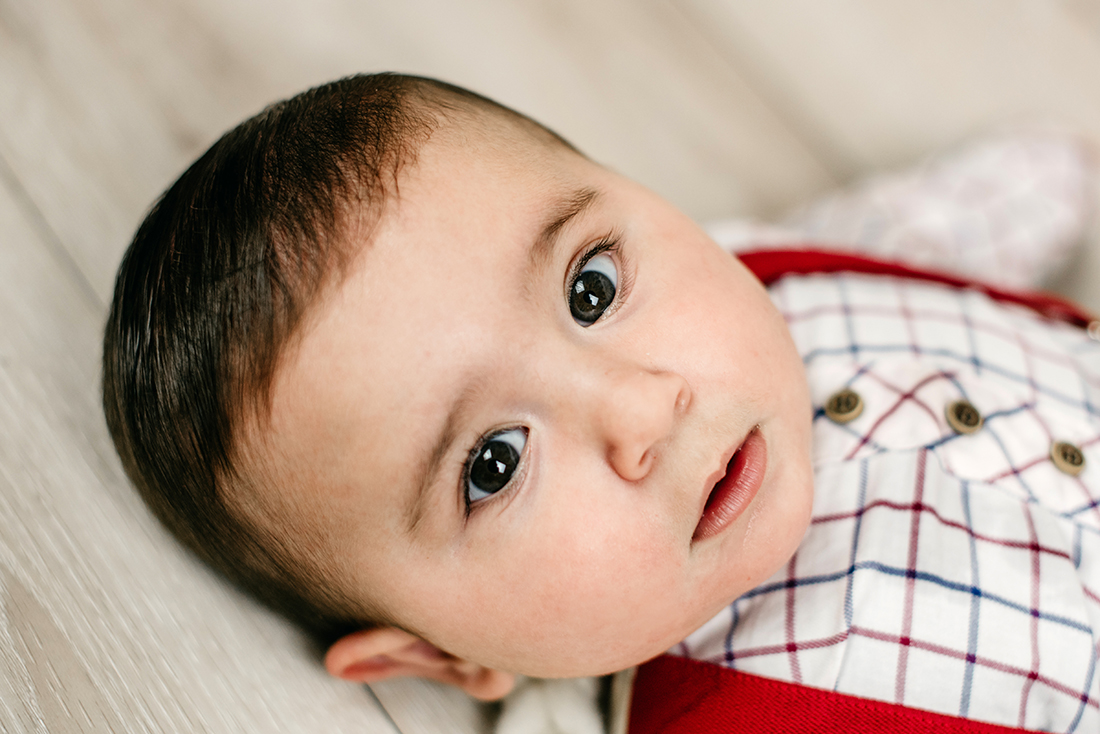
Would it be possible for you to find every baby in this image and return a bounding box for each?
[103,73,1099,732]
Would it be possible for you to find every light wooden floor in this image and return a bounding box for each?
[2,1,1098,731]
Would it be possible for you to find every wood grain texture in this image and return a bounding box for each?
[678,0,1100,169]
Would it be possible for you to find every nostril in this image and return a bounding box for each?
[607,436,659,482]
[668,372,692,417]
[676,382,692,415]
[599,368,687,481]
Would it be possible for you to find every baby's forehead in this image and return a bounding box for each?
[402,104,580,183]
[340,130,588,267]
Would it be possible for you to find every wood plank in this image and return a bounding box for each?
[372,678,491,734]
[1062,0,1100,39]
[0,0,211,305]
[677,0,1100,171]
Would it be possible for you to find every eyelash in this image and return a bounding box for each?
[566,231,631,318]
[461,426,528,516]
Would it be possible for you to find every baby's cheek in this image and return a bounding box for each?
[526,508,676,604]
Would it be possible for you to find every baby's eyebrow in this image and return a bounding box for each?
[406,382,480,533]
[526,187,601,277]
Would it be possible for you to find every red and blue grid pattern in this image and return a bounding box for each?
[674,271,1100,733]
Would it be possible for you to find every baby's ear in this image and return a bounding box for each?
[325,626,516,701]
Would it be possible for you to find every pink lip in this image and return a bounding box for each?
[692,427,767,542]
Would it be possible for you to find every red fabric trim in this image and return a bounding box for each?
[629,654,1039,734]
[737,248,1096,328]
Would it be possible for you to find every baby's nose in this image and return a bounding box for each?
[600,368,690,481]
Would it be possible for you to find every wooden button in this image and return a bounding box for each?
[1088,320,1100,342]
[945,400,983,435]
[1051,441,1085,477]
[825,388,863,424]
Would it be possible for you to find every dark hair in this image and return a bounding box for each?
[102,73,574,643]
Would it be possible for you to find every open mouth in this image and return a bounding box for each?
[692,427,767,542]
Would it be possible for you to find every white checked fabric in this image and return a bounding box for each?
[673,272,1100,733]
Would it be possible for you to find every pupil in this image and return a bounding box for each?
[470,439,520,494]
[570,270,615,324]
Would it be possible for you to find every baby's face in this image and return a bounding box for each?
[260,123,814,677]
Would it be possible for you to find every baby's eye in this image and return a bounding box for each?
[466,428,527,505]
[569,253,617,326]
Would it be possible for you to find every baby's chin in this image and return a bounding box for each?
[483,604,726,679]
[506,641,675,680]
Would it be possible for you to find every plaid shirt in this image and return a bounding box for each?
[673,271,1100,733]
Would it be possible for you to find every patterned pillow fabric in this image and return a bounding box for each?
[708,130,1095,292]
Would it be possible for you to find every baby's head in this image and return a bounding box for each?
[103,73,814,698]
